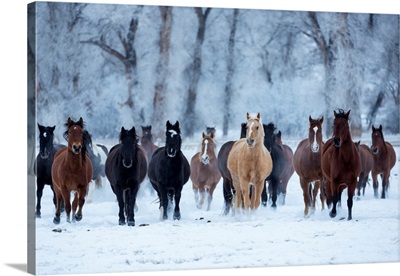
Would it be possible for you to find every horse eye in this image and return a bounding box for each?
[256,126,259,130]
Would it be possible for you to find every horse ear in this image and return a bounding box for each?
[320,116,324,124]
[37,123,44,132]
[210,132,214,139]
[50,126,56,133]
[372,125,376,132]
[346,110,351,119]
[379,125,382,131]
[166,120,171,129]
[309,116,312,123]
[121,126,126,133]
[277,131,282,138]
[78,117,84,128]
[67,117,73,126]
[246,112,250,120]
[202,132,205,138]
[257,113,261,120]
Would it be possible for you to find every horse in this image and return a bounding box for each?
[293,116,325,217]
[84,130,109,203]
[34,124,66,218]
[227,113,273,212]
[140,125,159,166]
[370,125,396,199]
[105,126,148,226]
[261,123,286,209]
[205,126,216,136]
[51,117,93,224]
[355,142,374,197]
[275,130,295,205]
[218,122,246,215]
[321,109,361,220]
[148,121,190,220]
[190,132,221,210]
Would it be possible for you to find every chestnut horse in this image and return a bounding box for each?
[51,118,93,224]
[322,110,361,220]
[370,125,396,199]
[275,130,295,205]
[190,132,221,210]
[293,116,325,217]
[227,113,273,212]
[140,125,159,166]
[355,142,374,197]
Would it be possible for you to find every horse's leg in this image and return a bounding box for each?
[319,179,325,211]
[206,183,217,211]
[35,180,45,218]
[253,182,264,210]
[356,172,364,197]
[86,180,95,203]
[281,178,288,206]
[53,190,63,224]
[329,183,339,218]
[113,185,126,225]
[347,182,356,220]
[158,185,169,220]
[324,179,332,209]
[192,183,200,208]
[300,178,311,217]
[198,185,206,209]
[71,191,78,222]
[269,176,279,209]
[222,178,233,215]
[61,186,72,223]
[311,181,320,214]
[371,172,379,198]
[173,187,182,220]
[232,177,242,212]
[75,186,87,222]
[261,180,268,206]
[381,172,389,199]
[240,178,251,211]
[126,185,139,226]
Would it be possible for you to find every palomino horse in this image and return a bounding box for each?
[293,116,325,217]
[51,118,93,224]
[370,125,396,199]
[190,132,221,210]
[148,121,190,220]
[355,142,374,197]
[227,113,273,212]
[34,124,66,218]
[275,130,295,205]
[322,109,361,220]
[105,126,148,226]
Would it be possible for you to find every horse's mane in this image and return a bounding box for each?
[334,109,350,120]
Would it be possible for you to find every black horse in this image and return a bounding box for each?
[218,123,246,215]
[34,124,66,218]
[105,126,147,226]
[148,121,190,220]
[262,123,286,208]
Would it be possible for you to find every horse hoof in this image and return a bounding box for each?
[173,212,181,220]
[329,211,337,218]
[127,221,135,226]
[262,201,267,207]
[119,220,126,226]
[75,214,82,222]
[53,216,60,224]
[35,212,41,218]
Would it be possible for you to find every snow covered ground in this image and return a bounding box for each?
[33,134,400,276]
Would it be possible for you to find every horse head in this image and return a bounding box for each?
[205,126,216,136]
[371,124,384,155]
[200,132,216,165]
[165,120,182,158]
[38,124,55,159]
[245,112,264,148]
[263,122,277,152]
[141,125,153,141]
[332,109,350,148]
[308,115,324,153]
[119,126,138,168]
[64,117,87,157]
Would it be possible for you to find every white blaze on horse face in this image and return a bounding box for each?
[247,121,255,139]
[43,132,47,138]
[201,139,209,164]
[169,129,177,138]
[312,126,319,152]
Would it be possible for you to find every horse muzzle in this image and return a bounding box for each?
[333,138,341,148]
[311,145,319,153]
[201,155,210,165]
[72,144,82,154]
[371,146,379,154]
[40,149,49,159]
[123,159,133,168]
[167,148,177,158]
[246,138,255,147]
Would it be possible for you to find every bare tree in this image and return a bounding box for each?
[182,7,212,137]
[222,9,239,136]
[152,6,173,137]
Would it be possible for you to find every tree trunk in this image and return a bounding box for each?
[152,6,173,138]
[223,9,239,136]
[182,7,211,137]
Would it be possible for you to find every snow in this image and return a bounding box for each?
[34,136,400,276]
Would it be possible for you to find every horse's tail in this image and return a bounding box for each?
[96,143,109,156]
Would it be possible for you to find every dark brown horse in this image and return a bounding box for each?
[355,142,374,197]
[275,131,295,205]
[190,132,221,210]
[51,118,93,224]
[293,116,325,217]
[370,125,396,199]
[322,109,361,220]
[140,125,159,166]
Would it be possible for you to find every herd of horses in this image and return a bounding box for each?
[33,109,397,226]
